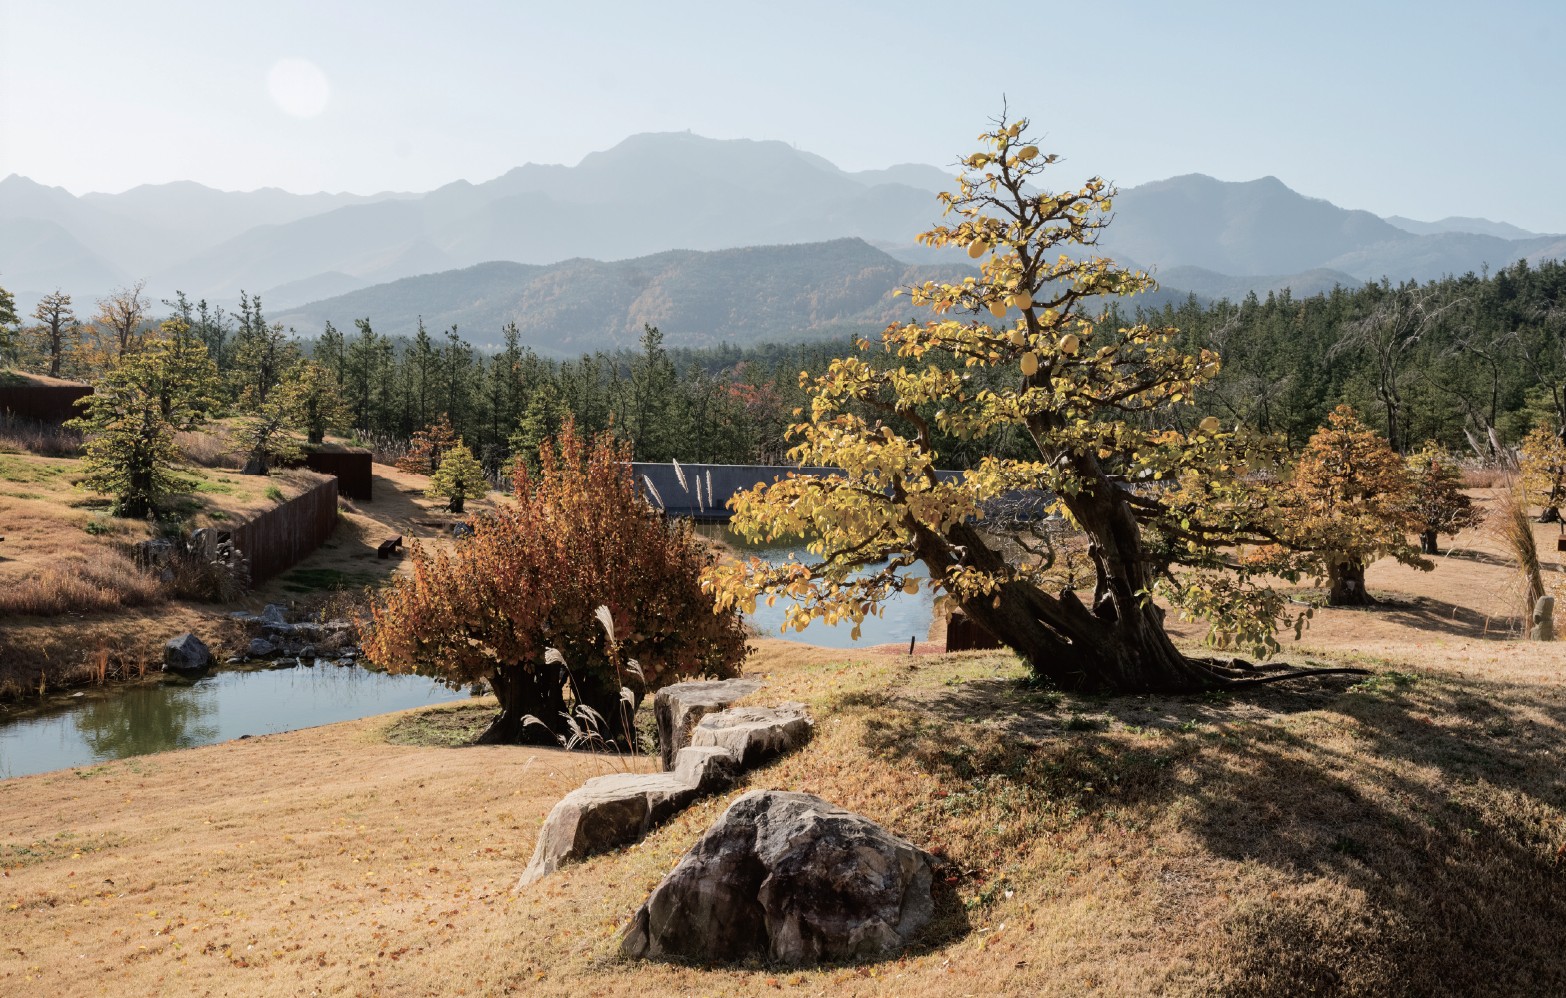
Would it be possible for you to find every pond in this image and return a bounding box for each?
[699,523,937,650]
[0,663,466,781]
[0,525,937,780]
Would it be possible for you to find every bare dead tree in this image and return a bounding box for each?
[95,280,150,358]
[1330,283,1465,452]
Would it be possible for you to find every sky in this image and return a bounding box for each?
[2,0,1564,230]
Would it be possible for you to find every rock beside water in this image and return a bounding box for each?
[162,632,212,673]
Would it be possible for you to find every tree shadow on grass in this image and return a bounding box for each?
[861,669,1566,996]
[1368,594,1521,640]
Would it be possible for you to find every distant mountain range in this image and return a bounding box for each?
[3,132,1563,347]
[271,238,1202,356]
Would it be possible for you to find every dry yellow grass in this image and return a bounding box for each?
[1,479,1563,994]
[2,635,1564,996]
[0,447,329,692]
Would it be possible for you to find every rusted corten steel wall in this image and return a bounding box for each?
[230,477,339,583]
[303,449,373,500]
[0,386,93,423]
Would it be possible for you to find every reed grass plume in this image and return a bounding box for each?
[1493,480,1545,630]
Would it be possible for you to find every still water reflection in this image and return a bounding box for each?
[0,525,937,779]
[0,664,465,780]
[699,523,937,650]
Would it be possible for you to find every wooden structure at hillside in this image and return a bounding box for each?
[0,373,93,424]
[631,462,970,522]
[230,476,340,583]
[302,444,374,500]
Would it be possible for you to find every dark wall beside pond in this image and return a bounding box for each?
[231,476,339,583]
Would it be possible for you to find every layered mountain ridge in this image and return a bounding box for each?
[3,132,1561,347]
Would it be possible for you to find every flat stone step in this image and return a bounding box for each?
[690,702,812,769]
[516,772,697,887]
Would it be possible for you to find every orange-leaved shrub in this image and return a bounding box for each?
[363,422,747,746]
[1251,405,1428,607]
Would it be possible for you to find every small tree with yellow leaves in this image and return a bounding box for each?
[1518,422,1566,523]
[427,440,489,513]
[1250,406,1428,606]
[707,113,1336,693]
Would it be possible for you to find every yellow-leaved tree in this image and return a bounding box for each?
[1249,406,1428,606]
[1518,421,1566,522]
[706,114,1338,693]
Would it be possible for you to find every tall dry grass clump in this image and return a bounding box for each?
[0,412,82,457]
[1493,483,1546,630]
[175,428,240,469]
[0,550,164,617]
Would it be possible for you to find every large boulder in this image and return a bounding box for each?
[620,790,937,965]
[517,773,698,887]
[655,678,764,769]
[690,702,812,769]
[162,632,212,673]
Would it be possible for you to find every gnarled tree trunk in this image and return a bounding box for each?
[919,511,1217,694]
[477,665,569,745]
[1326,560,1374,607]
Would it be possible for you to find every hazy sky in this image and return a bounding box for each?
[3,0,1563,230]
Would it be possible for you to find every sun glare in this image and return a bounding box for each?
[267,57,331,118]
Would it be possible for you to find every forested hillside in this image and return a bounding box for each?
[5,258,1562,473]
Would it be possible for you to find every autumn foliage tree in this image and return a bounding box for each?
[1254,406,1428,606]
[397,414,459,475]
[1405,444,1482,554]
[708,114,1324,693]
[1518,421,1566,522]
[364,423,747,745]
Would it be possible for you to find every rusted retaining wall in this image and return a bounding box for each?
[0,385,93,423]
[230,477,339,584]
[303,449,373,500]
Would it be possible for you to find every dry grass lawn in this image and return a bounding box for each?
[1,482,1564,994]
[0,452,496,696]
[2,629,1564,996]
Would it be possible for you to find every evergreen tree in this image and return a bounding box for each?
[30,290,78,378]
[426,440,489,513]
[0,282,18,364]
[67,344,204,517]
[295,360,353,445]
[235,377,306,475]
